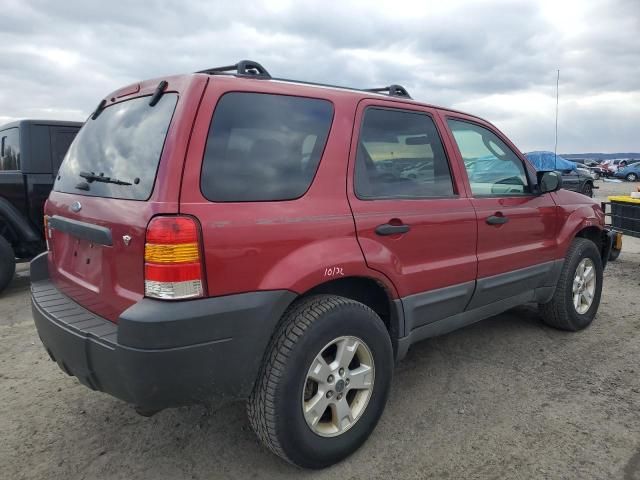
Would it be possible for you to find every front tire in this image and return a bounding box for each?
[247,295,393,469]
[0,236,16,294]
[539,238,603,331]
[581,182,594,197]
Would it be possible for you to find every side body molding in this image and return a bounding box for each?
[396,259,564,361]
[401,281,475,332]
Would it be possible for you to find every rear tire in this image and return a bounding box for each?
[626,173,638,182]
[247,295,393,469]
[538,238,603,331]
[0,236,16,294]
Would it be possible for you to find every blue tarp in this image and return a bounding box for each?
[525,151,576,171]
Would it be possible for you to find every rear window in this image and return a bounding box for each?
[50,127,80,173]
[201,92,333,202]
[0,128,20,171]
[54,94,178,200]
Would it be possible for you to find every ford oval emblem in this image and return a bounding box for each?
[70,201,82,213]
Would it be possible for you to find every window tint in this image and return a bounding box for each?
[201,93,333,202]
[447,119,530,196]
[355,108,454,199]
[0,128,20,171]
[54,94,178,200]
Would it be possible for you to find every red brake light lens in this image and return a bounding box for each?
[144,263,202,283]
[144,216,205,300]
[145,216,198,244]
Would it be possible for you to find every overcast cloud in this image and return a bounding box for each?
[0,0,638,153]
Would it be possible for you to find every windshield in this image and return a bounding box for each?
[54,93,178,200]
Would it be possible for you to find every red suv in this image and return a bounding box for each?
[31,61,615,468]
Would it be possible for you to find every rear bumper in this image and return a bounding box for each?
[30,253,296,410]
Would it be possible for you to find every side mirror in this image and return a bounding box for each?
[537,171,562,194]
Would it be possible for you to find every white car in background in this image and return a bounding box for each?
[602,159,634,175]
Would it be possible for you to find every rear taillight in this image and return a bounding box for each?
[144,216,205,300]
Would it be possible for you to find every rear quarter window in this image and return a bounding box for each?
[200,92,334,202]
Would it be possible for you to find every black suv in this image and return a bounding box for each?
[0,120,81,292]
[561,166,597,197]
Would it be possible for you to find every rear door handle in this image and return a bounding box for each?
[375,223,410,236]
[486,214,509,225]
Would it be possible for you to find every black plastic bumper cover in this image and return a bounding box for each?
[30,253,296,410]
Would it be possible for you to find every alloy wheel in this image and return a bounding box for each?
[572,258,596,314]
[302,336,375,437]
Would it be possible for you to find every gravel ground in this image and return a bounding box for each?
[1,180,639,480]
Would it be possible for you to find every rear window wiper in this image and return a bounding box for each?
[79,171,133,186]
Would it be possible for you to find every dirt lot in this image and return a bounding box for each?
[1,181,639,480]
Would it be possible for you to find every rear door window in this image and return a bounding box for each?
[200,92,333,202]
[355,108,455,199]
[0,128,20,171]
[54,94,178,200]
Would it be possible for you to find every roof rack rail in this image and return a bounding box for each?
[196,60,413,99]
[196,60,271,79]
[365,84,412,99]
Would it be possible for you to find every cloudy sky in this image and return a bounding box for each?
[1,0,638,153]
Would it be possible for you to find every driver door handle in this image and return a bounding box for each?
[486,214,509,225]
[375,223,410,236]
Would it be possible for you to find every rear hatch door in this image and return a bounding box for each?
[45,76,207,322]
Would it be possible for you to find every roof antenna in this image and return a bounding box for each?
[554,69,560,170]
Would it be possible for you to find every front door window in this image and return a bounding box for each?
[447,119,529,196]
